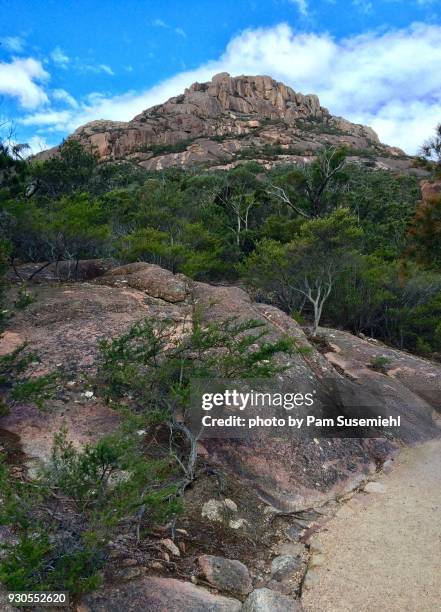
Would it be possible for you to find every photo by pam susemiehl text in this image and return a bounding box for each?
[189,379,404,439]
[200,413,401,429]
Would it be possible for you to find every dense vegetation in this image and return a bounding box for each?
[0,137,440,357]
[0,130,440,595]
[0,314,293,593]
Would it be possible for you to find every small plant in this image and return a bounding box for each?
[291,310,307,325]
[0,345,58,409]
[369,355,392,373]
[0,426,180,594]
[10,373,58,409]
[0,500,103,593]
[96,315,296,415]
[415,337,432,356]
[14,287,36,310]
[95,314,297,491]
[0,344,36,384]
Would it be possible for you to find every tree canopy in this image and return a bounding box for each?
[0,138,440,356]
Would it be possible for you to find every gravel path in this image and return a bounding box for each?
[302,439,441,612]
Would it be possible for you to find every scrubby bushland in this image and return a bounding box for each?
[0,429,181,593]
[0,315,294,594]
[0,136,440,356]
[95,314,295,487]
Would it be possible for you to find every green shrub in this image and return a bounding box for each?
[369,355,392,373]
[14,287,36,310]
[96,315,296,415]
[10,373,58,409]
[0,345,58,409]
[0,425,180,594]
[415,337,432,356]
[140,138,195,156]
[0,344,37,385]
[291,310,307,325]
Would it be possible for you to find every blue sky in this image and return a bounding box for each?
[1,0,441,153]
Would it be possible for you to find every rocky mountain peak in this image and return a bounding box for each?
[39,73,407,171]
[136,72,325,122]
[195,72,322,114]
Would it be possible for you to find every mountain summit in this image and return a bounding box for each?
[44,73,405,170]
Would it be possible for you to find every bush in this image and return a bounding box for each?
[0,345,58,411]
[0,426,180,593]
[369,356,392,373]
[96,315,296,415]
[14,287,36,310]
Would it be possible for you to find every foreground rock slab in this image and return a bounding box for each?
[80,576,242,611]
[2,263,440,510]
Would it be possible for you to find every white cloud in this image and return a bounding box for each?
[289,0,309,16]
[19,22,441,153]
[152,19,167,28]
[50,46,70,67]
[78,62,115,75]
[52,88,78,108]
[0,36,25,53]
[152,18,186,37]
[98,64,114,75]
[20,109,73,128]
[0,57,49,108]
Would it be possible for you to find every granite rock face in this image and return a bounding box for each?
[2,262,439,511]
[2,260,440,611]
[36,73,406,170]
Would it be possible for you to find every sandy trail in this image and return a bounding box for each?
[302,439,441,612]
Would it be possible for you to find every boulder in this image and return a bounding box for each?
[98,262,189,303]
[6,258,114,283]
[242,588,302,611]
[160,538,180,556]
[271,555,303,581]
[191,285,437,511]
[2,265,439,510]
[320,328,441,419]
[198,554,252,594]
[274,542,306,557]
[80,576,242,611]
[0,281,183,460]
[201,499,230,523]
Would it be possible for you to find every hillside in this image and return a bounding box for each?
[1,61,441,609]
[1,262,440,610]
[38,73,410,171]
